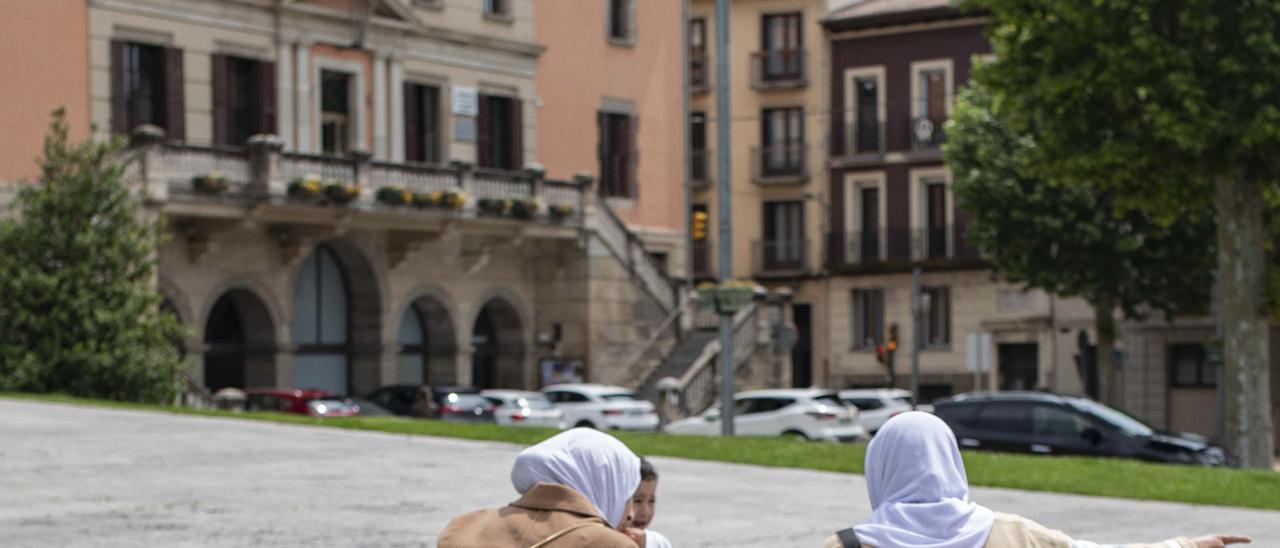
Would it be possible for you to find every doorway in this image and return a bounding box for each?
[791,304,813,388]
[998,343,1039,391]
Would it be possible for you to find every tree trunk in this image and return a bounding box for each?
[1216,177,1275,469]
[1094,295,1119,407]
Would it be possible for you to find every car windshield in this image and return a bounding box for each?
[892,396,913,406]
[516,396,555,410]
[1073,399,1154,437]
[599,392,636,401]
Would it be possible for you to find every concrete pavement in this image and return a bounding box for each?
[1,398,1276,547]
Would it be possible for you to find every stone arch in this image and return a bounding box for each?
[288,237,384,396]
[203,287,278,392]
[392,285,461,386]
[470,290,528,389]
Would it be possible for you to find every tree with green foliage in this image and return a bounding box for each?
[963,0,1279,467]
[0,110,184,404]
[948,84,1216,407]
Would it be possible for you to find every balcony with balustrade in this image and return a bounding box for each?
[126,126,586,238]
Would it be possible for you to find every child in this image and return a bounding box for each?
[626,457,673,548]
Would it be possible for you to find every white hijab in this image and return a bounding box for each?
[853,412,995,548]
[510,428,641,528]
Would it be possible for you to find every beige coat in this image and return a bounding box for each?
[823,512,1194,548]
[438,482,638,548]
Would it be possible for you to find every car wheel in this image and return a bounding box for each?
[782,430,809,441]
[575,420,597,429]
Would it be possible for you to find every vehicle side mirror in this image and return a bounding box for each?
[1081,427,1102,446]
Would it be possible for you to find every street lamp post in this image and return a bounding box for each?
[714,0,734,436]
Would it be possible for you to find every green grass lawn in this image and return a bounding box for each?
[5,392,1279,511]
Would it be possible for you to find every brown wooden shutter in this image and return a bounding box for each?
[510,97,522,170]
[628,114,638,198]
[259,60,277,136]
[111,41,128,135]
[596,112,607,195]
[424,86,439,163]
[476,94,490,168]
[164,47,185,141]
[404,82,421,162]
[211,54,229,145]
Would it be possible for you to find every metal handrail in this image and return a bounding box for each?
[674,303,760,416]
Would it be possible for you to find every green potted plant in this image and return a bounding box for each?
[192,172,229,195]
[287,174,324,199]
[441,190,466,210]
[323,180,360,205]
[697,279,758,315]
[376,186,414,206]
[510,198,540,219]
[478,197,510,215]
[413,191,440,208]
[548,203,575,221]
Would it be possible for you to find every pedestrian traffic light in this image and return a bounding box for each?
[692,210,709,241]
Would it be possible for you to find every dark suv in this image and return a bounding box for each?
[932,392,1228,466]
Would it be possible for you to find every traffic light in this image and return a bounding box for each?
[691,210,709,241]
[887,324,899,353]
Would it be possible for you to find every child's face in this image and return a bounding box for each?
[630,479,658,529]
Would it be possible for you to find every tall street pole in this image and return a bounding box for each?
[714,0,735,436]
[910,266,922,409]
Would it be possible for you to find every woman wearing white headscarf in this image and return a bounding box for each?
[439,428,641,548]
[823,412,1251,548]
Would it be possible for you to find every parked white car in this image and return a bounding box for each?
[664,389,866,442]
[838,388,915,434]
[481,390,566,429]
[541,384,660,431]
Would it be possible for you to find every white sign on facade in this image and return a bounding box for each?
[966,332,992,372]
[451,85,478,116]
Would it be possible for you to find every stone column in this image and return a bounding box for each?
[246,134,284,197]
[294,41,312,153]
[276,43,294,150]
[389,58,405,162]
[130,125,168,202]
[373,54,388,160]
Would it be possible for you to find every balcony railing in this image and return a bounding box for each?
[750,49,807,89]
[849,117,884,156]
[827,225,980,267]
[690,51,709,93]
[690,149,712,190]
[752,143,808,183]
[752,239,810,276]
[125,129,584,226]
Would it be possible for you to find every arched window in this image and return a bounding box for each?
[396,306,428,385]
[291,246,349,395]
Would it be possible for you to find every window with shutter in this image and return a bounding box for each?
[113,41,170,137]
[598,112,633,198]
[404,83,442,163]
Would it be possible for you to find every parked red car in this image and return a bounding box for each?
[243,388,360,418]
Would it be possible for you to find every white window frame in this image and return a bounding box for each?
[909,58,954,120]
[843,170,887,261]
[909,166,954,260]
[312,56,366,155]
[843,65,885,156]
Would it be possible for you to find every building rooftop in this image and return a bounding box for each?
[824,0,983,32]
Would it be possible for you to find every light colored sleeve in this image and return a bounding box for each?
[989,512,1192,548]
[645,529,675,548]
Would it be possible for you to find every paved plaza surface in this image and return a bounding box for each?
[1,398,1277,547]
